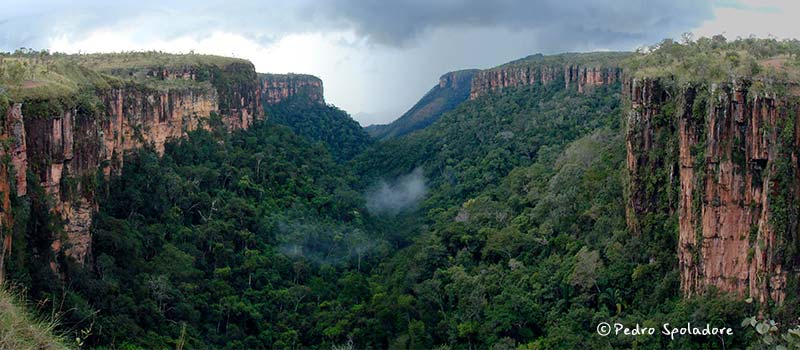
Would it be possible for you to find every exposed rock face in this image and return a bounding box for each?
[625,77,798,304]
[6,104,27,196]
[438,70,477,90]
[0,63,264,266]
[0,103,27,268]
[259,73,324,105]
[101,88,219,157]
[469,65,621,99]
[624,78,673,236]
[217,62,263,130]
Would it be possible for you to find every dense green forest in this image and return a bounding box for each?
[265,97,373,162]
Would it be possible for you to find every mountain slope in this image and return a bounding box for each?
[355,53,626,205]
[366,69,477,140]
[266,96,373,161]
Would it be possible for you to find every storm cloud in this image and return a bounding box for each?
[1,0,712,49]
[0,0,724,124]
[312,0,713,47]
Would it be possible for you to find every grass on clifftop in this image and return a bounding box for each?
[627,35,800,85]
[0,284,70,350]
[0,50,249,101]
[498,51,633,69]
[66,51,251,72]
[0,54,119,100]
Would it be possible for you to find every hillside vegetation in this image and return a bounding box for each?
[367,69,478,140]
[0,50,250,100]
[265,96,373,161]
[628,35,800,84]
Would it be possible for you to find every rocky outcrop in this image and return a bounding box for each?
[625,77,798,304]
[469,64,621,99]
[624,78,673,236]
[438,69,477,90]
[0,102,20,281]
[6,104,27,197]
[0,102,27,273]
[259,73,324,105]
[0,60,264,266]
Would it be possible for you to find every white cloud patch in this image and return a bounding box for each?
[692,0,800,40]
[366,168,427,215]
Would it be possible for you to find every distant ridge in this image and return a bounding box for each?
[366,69,478,140]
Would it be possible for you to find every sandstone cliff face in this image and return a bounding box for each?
[625,77,798,304]
[438,69,478,90]
[469,64,621,99]
[0,103,22,279]
[0,63,264,266]
[216,62,263,130]
[259,73,324,105]
[0,103,27,268]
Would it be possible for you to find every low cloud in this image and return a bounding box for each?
[275,219,378,266]
[365,167,427,215]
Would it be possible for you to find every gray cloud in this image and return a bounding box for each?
[311,0,713,47]
[366,168,427,215]
[1,0,712,50]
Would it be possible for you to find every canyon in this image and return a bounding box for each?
[459,50,800,305]
[1,49,797,309]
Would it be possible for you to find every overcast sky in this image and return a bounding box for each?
[1,0,796,125]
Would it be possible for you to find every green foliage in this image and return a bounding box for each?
[0,54,117,101]
[354,81,622,210]
[266,96,373,161]
[500,51,632,69]
[0,50,252,102]
[743,316,800,349]
[200,62,257,111]
[629,36,800,85]
[17,121,386,349]
[348,76,748,349]
[769,103,799,268]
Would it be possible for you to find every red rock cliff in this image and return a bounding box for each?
[469,64,621,99]
[439,69,478,90]
[625,77,798,304]
[259,73,324,105]
[0,61,264,266]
